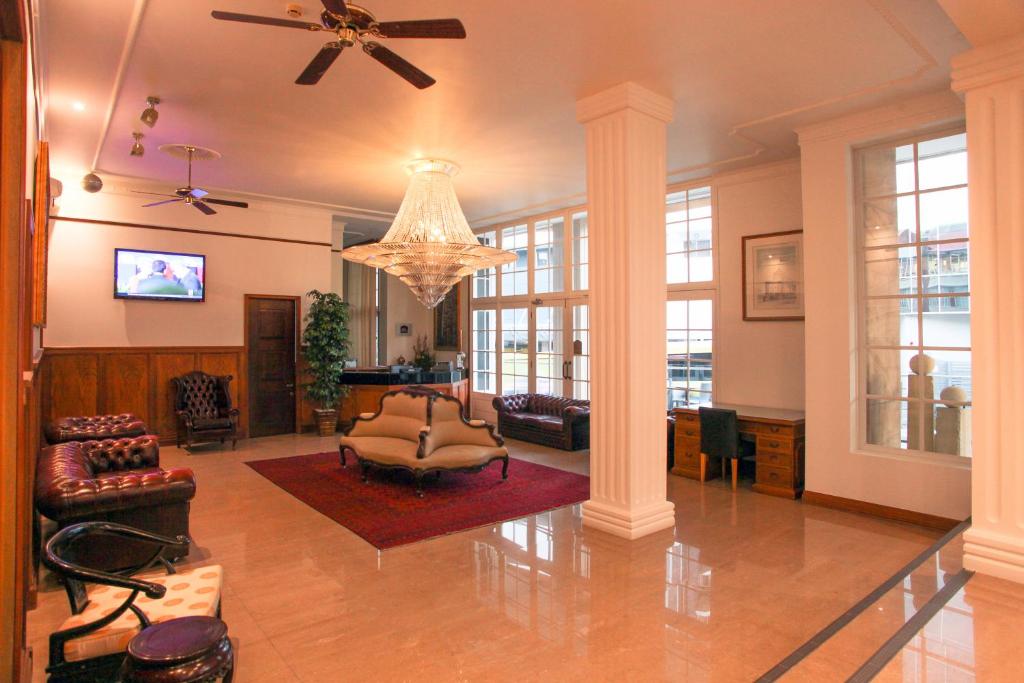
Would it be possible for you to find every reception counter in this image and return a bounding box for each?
[337,368,469,423]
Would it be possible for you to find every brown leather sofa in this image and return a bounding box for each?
[492,394,590,450]
[35,436,196,570]
[44,413,148,444]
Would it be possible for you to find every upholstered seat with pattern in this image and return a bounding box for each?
[41,522,223,682]
[172,371,239,450]
[59,563,223,662]
[339,387,509,496]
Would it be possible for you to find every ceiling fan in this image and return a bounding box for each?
[210,0,465,89]
[134,144,248,216]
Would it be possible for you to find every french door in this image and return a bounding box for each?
[471,298,590,408]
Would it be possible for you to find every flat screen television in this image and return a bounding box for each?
[114,248,206,302]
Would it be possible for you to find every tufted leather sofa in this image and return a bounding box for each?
[44,413,149,444]
[35,436,196,570]
[491,393,590,450]
[172,371,239,450]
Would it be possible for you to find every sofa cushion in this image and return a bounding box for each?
[45,414,149,444]
[192,417,232,430]
[516,414,565,432]
[426,444,508,469]
[339,436,420,466]
[59,564,223,662]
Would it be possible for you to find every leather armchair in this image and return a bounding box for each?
[492,393,590,450]
[172,371,240,450]
[35,437,196,571]
[44,413,148,444]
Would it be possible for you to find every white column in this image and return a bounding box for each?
[952,35,1024,583]
[577,82,676,539]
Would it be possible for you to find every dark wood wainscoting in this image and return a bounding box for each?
[40,347,248,445]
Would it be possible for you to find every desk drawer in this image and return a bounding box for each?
[757,435,794,454]
[675,445,700,470]
[677,424,700,440]
[756,450,793,469]
[675,412,698,425]
[749,422,795,438]
[756,464,794,489]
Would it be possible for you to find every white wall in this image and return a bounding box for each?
[713,160,805,410]
[385,274,432,364]
[46,177,334,347]
[798,90,971,520]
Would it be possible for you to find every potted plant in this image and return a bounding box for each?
[412,334,435,372]
[302,289,351,436]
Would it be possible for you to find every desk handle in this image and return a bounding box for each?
[685,429,695,437]
[769,425,781,433]
[768,440,780,448]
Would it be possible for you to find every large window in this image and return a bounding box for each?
[534,217,565,294]
[472,231,497,299]
[666,298,713,409]
[666,186,713,285]
[501,307,529,395]
[858,131,971,457]
[571,212,589,291]
[501,224,528,296]
[472,309,497,393]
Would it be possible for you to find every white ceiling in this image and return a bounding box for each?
[36,0,968,232]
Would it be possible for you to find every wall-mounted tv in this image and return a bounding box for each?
[114,248,206,302]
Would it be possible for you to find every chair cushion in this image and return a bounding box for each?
[59,564,223,662]
[426,444,508,469]
[339,436,420,466]
[516,414,564,432]
[192,417,232,430]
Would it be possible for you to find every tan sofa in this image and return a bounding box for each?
[338,387,508,497]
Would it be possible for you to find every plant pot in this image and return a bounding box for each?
[314,408,338,437]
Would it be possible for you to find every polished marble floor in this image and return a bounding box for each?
[26,434,1024,681]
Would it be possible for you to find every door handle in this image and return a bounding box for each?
[284,383,295,388]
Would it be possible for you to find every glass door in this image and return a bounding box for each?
[533,299,589,398]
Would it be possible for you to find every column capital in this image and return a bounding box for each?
[576,82,674,124]
[952,33,1024,93]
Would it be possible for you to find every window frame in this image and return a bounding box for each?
[666,289,718,410]
[854,125,972,465]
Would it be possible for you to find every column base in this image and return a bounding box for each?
[964,527,1024,584]
[581,499,676,540]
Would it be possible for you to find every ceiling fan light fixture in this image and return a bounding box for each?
[130,132,145,157]
[140,96,161,128]
[342,159,515,308]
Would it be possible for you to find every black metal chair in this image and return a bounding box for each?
[698,407,755,491]
[42,522,225,683]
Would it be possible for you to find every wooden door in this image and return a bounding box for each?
[246,296,297,437]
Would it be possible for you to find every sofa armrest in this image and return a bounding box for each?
[36,467,197,521]
[563,405,590,426]
[492,394,530,415]
[176,410,194,429]
[421,418,504,458]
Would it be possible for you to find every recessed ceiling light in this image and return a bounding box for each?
[71,101,86,112]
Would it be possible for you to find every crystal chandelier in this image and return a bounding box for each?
[343,159,515,308]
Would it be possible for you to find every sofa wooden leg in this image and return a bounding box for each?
[414,470,425,497]
[360,461,371,483]
[338,446,347,468]
[232,438,237,450]
[502,457,509,480]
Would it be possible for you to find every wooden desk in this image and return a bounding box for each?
[671,404,806,498]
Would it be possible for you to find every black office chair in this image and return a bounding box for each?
[698,407,755,491]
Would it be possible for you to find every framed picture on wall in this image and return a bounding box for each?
[433,284,460,351]
[742,230,804,321]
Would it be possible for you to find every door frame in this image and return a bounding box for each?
[243,294,302,435]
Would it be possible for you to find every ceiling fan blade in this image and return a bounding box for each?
[296,43,344,85]
[132,190,178,198]
[362,42,435,89]
[193,201,217,216]
[321,0,349,16]
[142,198,184,208]
[211,11,323,31]
[189,187,209,199]
[374,19,466,39]
[204,198,249,209]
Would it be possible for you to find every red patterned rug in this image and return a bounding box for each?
[245,452,590,549]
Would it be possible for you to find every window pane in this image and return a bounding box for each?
[860,143,915,197]
[535,305,564,397]
[865,349,913,397]
[471,308,497,394]
[501,225,529,296]
[667,299,713,410]
[866,398,909,449]
[534,217,565,294]
[472,231,497,299]
[864,246,917,297]
[667,186,713,285]
[919,188,968,242]
[501,307,529,396]
[865,298,917,347]
[572,304,590,400]
[917,133,967,191]
[863,195,916,247]
[572,212,589,291]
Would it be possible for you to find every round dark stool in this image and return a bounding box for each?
[121,616,234,683]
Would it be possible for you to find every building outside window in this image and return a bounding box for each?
[858,130,971,457]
